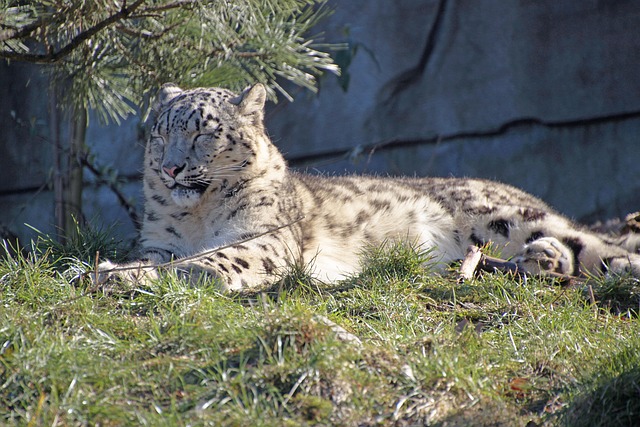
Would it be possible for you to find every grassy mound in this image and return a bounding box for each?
[1,236,639,426]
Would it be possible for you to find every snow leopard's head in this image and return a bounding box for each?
[146,83,267,208]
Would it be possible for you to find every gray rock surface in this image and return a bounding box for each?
[2,0,640,244]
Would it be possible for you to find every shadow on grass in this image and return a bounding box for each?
[561,366,640,427]
[589,275,640,318]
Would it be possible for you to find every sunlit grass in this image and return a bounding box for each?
[1,233,639,425]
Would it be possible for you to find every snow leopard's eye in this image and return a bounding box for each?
[150,135,165,147]
[193,134,212,144]
[194,125,222,143]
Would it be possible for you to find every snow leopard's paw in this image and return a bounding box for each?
[92,260,157,291]
[513,237,574,276]
[603,254,640,278]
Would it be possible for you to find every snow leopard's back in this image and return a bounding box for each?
[290,173,596,281]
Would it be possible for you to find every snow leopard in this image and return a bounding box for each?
[96,83,640,291]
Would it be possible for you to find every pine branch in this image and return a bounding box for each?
[0,18,48,43]
[3,0,340,123]
[136,0,197,15]
[0,0,147,63]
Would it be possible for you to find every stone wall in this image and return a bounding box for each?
[2,0,640,244]
[267,0,640,226]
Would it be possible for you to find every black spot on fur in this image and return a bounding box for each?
[356,210,370,225]
[231,264,242,274]
[562,237,584,257]
[226,204,248,220]
[520,208,547,222]
[488,219,512,238]
[526,231,545,243]
[152,195,169,206]
[371,199,392,211]
[340,226,354,238]
[262,257,276,274]
[257,196,274,207]
[562,237,584,276]
[166,226,181,238]
[216,252,228,260]
[470,232,485,246]
[218,263,229,274]
[201,258,215,267]
[466,206,496,216]
[170,211,191,219]
[238,232,258,240]
[234,258,249,269]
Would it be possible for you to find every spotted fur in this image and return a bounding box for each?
[98,84,640,291]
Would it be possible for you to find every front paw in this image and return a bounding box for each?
[513,237,574,275]
[93,260,157,290]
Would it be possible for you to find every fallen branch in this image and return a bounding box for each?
[458,245,484,281]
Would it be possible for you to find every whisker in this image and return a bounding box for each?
[204,163,251,179]
[208,164,249,174]
[204,174,237,180]
[172,158,252,188]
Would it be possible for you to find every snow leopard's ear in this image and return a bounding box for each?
[229,84,267,124]
[152,83,183,113]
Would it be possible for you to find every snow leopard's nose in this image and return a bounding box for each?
[163,163,185,178]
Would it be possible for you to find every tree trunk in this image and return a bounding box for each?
[65,106,87,241]
[50,87,65,241]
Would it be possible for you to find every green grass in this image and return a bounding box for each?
[1,236,640,426]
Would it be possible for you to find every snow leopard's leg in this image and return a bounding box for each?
[95,249,169,288]
[464,208,640,278]
[96,232,296,292]
[512,233,640,278]
[172,236,296,291]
